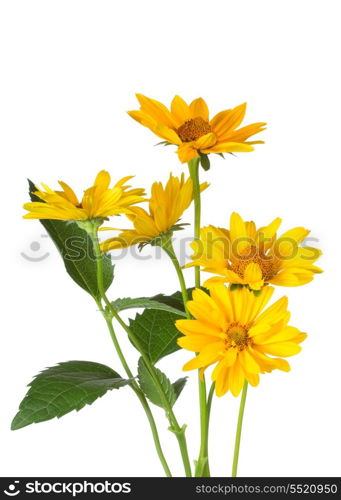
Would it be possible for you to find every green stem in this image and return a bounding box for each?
[90,225,172,477]
[205,382,215,463]
[206,382,215,422]
[161,238,190,318]
[188,158,201,289]
[161,237,215,477]
[188,158,210,477]
[232,381,248,477]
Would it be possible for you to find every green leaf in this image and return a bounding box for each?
[129,309,183,364]
[137,358,175,409]
[199,153,210,171]
[11,361,132,430]
[110,297,186,317]
[28,180,114,298]
[172,377,188,403]
[137,359,188,409]
[151,288,195,313]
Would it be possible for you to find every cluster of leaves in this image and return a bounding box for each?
[12,182,190,430]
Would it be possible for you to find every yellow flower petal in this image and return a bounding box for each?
[177,334,217,351]
[210,103,247,136]
[135,93,177,129]
[189,97,209,121]
[177,143,199,163]
[175,319,222,338]
[230,212,248,246]
[201,141,254,154]
[214,364,230,396]
[244,263,264,290]
[228,360,245,397]
[219,122,266,143]
[239,349,260,374]
[183,342,223,371]
[194,132,217,149]
[254,295,288,326]
[154,124,181,145]
[171,95,191,125]
[58,181,79,205]
[257,342,302,357]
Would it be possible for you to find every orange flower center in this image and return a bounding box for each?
[230,245,281,282]
[177,117,211,142]
[225,322,251,351]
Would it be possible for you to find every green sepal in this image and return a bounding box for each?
[137,222,189,251]
[199,153,210,171]
[229,284,243,291]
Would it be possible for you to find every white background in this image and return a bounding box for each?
[1,0,340,478]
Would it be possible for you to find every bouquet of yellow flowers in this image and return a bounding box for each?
[14,94,322,477]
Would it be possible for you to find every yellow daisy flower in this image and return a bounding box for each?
[128,94,266,163]
[23,170,146,222]
[101,173,208,251]
[176,285,306,397]
[187,212,322,291]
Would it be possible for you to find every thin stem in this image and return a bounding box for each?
[161,238,190,318]
[194,382,216,477]
[188,157,210,477]
[206,382,215,422]
[205,382,215,468]
[90,226,172,477]
[162,238,214,477]
[188,158,201,289]
[96,300,133,378]
[232,381,248,477]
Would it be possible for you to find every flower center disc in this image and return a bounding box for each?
[231,246,281,281]
[177,117,211,142]
[226,322,250,350]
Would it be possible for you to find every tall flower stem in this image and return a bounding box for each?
[89,224,172,477]
[161,238,190,317]
[188,158,201,289]
[232,381,248,477]
[205,383,215,460]
[89,225,192,477]
[188,157,210,477]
